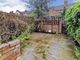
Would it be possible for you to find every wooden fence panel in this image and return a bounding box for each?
[35,16,63,34]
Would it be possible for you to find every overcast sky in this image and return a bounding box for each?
[0,0,75,13]
[0,0,27,13]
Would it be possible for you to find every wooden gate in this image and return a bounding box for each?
[35,16,63,34]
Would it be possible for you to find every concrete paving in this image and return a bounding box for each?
[22,33,76,60]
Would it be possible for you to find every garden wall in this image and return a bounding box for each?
[0,40,21,60]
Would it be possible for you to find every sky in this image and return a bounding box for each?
[0,0,27,13]
[0,0,75,13]
[51,0,75,6]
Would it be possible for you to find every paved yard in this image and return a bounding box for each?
[22,33,76,60]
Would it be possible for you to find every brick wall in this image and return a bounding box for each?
[49,10,61,16]
[0,40,21,60]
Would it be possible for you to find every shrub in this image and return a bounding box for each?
[65,2,80,40]
[74,46,80,60]
[17,24,35,50]
[65,2,80,60]
[0,11,33,43]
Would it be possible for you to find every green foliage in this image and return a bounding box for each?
[17,24,34,41]
[17,24,34,49]
[61,8,66,17]
[17,31,30,49]
[65,2,80,40]
[74,46,80,60]
[28,0,54,17]
[28,11,36,17]
[75,27,80,40]
[18,32,30,41]
[65,2,80,60]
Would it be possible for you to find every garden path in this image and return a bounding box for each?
[22,33,76,60]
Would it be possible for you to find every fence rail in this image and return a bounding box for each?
[34,16,64,21]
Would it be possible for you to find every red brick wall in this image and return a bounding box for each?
[49,10,61,16]
[0,40,21,60]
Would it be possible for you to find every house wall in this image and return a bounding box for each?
[49,10,61,16]
[48,0,69,16]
